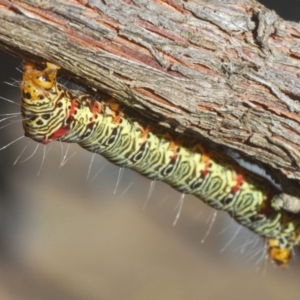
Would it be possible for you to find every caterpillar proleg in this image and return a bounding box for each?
[21,61,300,267]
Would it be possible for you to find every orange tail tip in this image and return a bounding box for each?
[267,238,291,267]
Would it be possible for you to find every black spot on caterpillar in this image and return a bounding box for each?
[21,61,300,267]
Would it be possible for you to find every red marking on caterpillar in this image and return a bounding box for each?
[232,173,245,194]
[69,99,79,117]
[49,127,70,142]
[200,152,211,178]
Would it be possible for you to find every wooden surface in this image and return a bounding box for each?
[0,0,300,188]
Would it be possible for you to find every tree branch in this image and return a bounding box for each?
[0,0,300,191]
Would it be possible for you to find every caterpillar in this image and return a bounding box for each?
[20,61,300,267]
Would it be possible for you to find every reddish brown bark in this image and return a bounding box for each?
[0,0,300,195]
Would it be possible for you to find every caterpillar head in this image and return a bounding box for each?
[21,61,70,144]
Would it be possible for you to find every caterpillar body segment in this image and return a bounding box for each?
[20,61,300,267]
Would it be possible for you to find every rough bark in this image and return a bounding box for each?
[0,0,300,192]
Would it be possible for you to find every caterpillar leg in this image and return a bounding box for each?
[272,193,300,214]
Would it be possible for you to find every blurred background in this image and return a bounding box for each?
[0,1,299,299]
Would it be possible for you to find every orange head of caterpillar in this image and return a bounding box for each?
[21,61,60,99]
[21,61,70,144]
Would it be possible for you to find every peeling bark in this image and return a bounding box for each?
[0,0,300,196]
